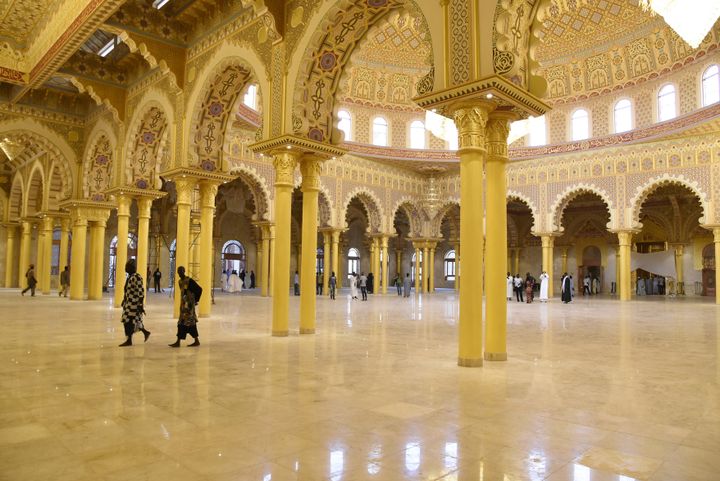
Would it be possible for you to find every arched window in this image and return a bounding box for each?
[444,250,456,280]
[411,251,423,284]
[222,240,246,277]
[243,84,258,110]
[528,115,546,146]
[108,233,138,287]
[372,117,388,146]
[658,84,677,121]
[614,99,632,133]
[702,65,720,106]
[571,109,589,141]
[348,248,360,276]
[409,120,426,149]
[338,110,352,141]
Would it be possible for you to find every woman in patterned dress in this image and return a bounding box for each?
[169,266,201,347]
[119,259,151,347]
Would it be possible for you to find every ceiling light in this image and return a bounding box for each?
[98,38,117,58]
[152,0,171,9]
[486,93,493,99]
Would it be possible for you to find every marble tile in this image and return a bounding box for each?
[1,289,719,481]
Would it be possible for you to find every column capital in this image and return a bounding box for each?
[300,156,323,192]
[486,112,517,160]
[199,181,219,208]
[136,197,153,219]
[174,177,197,205]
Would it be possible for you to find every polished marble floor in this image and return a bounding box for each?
[1,288,719,481]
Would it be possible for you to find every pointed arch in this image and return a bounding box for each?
[549,184,616,233]
[9,174,24,220]
[25,162,45,216]
[431,199,461,238]
[340,187,385,233]
[124,102,170,189]
[629,174,709,229]
[389,197,423,236]
[225,164,272,221]
[507,190,539,229]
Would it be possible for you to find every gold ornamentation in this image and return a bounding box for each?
[453,106,489,150]
[300,158,323,191]
[174,178,196,205]
[272,152,298,187]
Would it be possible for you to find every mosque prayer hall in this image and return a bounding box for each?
[1,0,720,480]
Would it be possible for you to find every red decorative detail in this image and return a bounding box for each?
[0,67,24,84]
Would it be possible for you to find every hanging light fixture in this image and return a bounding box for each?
[637,0,720,49]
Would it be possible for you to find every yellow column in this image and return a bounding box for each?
[189,217,201,279]
[714,228,720,304]
[373,237,381,290]
[454,242,460,291]
[69,215,88,300]
[173,178,196,317]
[88,220,107,300]
[300,156,322,334]
[368,238,376,277]
[113,195,131,308]
[331,230,340,288]
[381,236,389,294]
[271,152,298,336]
[396,249,403,276]
[322,231,331,295]
[484,113,513,362]
[673,244,684,294]
[4,224,17,287]
[260,226,271,296]
[414,246,420,293]
[269,225,276,297]
[135,197,152,298]
[617,231,633,301]
[422,245,429,293]
[19,221,31,286]
[199,181,218,317]
[39,216,53,294]
[59,218,70,275]
[429,245,435,293]
[541,235,555,298]
[454,104,491,367]
[35,222,46,293]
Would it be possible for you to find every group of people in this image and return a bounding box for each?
[119,259,203,348]
[224,269,255,293]
[20,264,70,297]
[507,272,550,303]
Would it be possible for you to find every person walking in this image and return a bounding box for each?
[403,272,412,297]
[350,272,359,300]
[169,266,202,347]
[583,275,591,296]
[118,259,151,346]
[506,272,513,301]
[153,268,162,293]
[394,274,402,296]
[316,272,323,295]
[513,274,523,302]
[250,270,256,289]
[239,269,246,289]
[359,272,368,301]
[329,271,337,300]
[294,270,300,296]
[21,264,37,296]
[59,266,70,297]
[367,272,374,294]
[561,273,572,303]
[538,271,549,302]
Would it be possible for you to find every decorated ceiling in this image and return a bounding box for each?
[0,0,59,50]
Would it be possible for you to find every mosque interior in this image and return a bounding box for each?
[1,0,720,480]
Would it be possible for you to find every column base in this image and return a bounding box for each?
[198,313,210,318]
[272,330,289,337]
[484,352,507,361]
[458,357,483,367]
[299,327,316,334]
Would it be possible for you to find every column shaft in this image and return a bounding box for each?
[199,182,218,317]
[19,221,31,283]
[260,227,270,297]
[136,198,152,298]
[541,236,555,298]
[714,229,720,304]
[59,219,70,276]
[40,217,54,294]
[300,158,321,334]
[618,232,633,301]
[271,153,298,336]
[331,230,340,290]
[268,226,276,297]
[381,236,389,294]
[88,221,107,300]
[422,246,429,293]
[322,232,331,295]
[114,196,131,308]
[414,246,420,293]
[454,242,460,291]
[373,237,381,291]
[174,179,195,317]
[36,226,46,293]
[4,225,17,287]
[69,217,88,300]
[428,247,435,293]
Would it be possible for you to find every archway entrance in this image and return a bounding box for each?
[580,245,602,295]
[702,243,715,296]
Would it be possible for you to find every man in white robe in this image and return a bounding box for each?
[538,271,549,302]
[506,272,514,301]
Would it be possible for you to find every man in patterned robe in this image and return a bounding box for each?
[119,259,151,347]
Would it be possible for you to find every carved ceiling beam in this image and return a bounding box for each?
[117,29,187,89]
[12,0,126,104]
[59,74,126,123]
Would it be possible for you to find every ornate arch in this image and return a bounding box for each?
[318,185,334,228]
[549,183,616,232]
[25,162,45,216]
[629,174,709,229]
[289,0,438,143]
[46,160,68,211]
[430,199,460,238]
[125,103,169,189]
[341,187,385,233]
[83,134,113,200]
[226,164,272,221]
[507,190,539,230]
[0,188,7,223]
[389,197,424,236]
[9,174,24,220]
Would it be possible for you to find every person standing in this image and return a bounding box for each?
[316,272,323,295]
[239,269,246,289]
[169,266,202,347]
[294,270,300,296]
[21,264,37,296]
[119,259,151,346]
[513,274,523,302]
[561,273,572,303]
[350,272,359,300]
[525,276,534,304]
[59,266,70,297]
[506,272,513,301]
[394,274,402,296]
[153,268,162,293]
[250,270,256,289]
[329,271,337,300]
[583,275,591,296]
[367,272,374,294]
[403,272,412,297]
[538,271,549,302]
[359,272,368,301]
